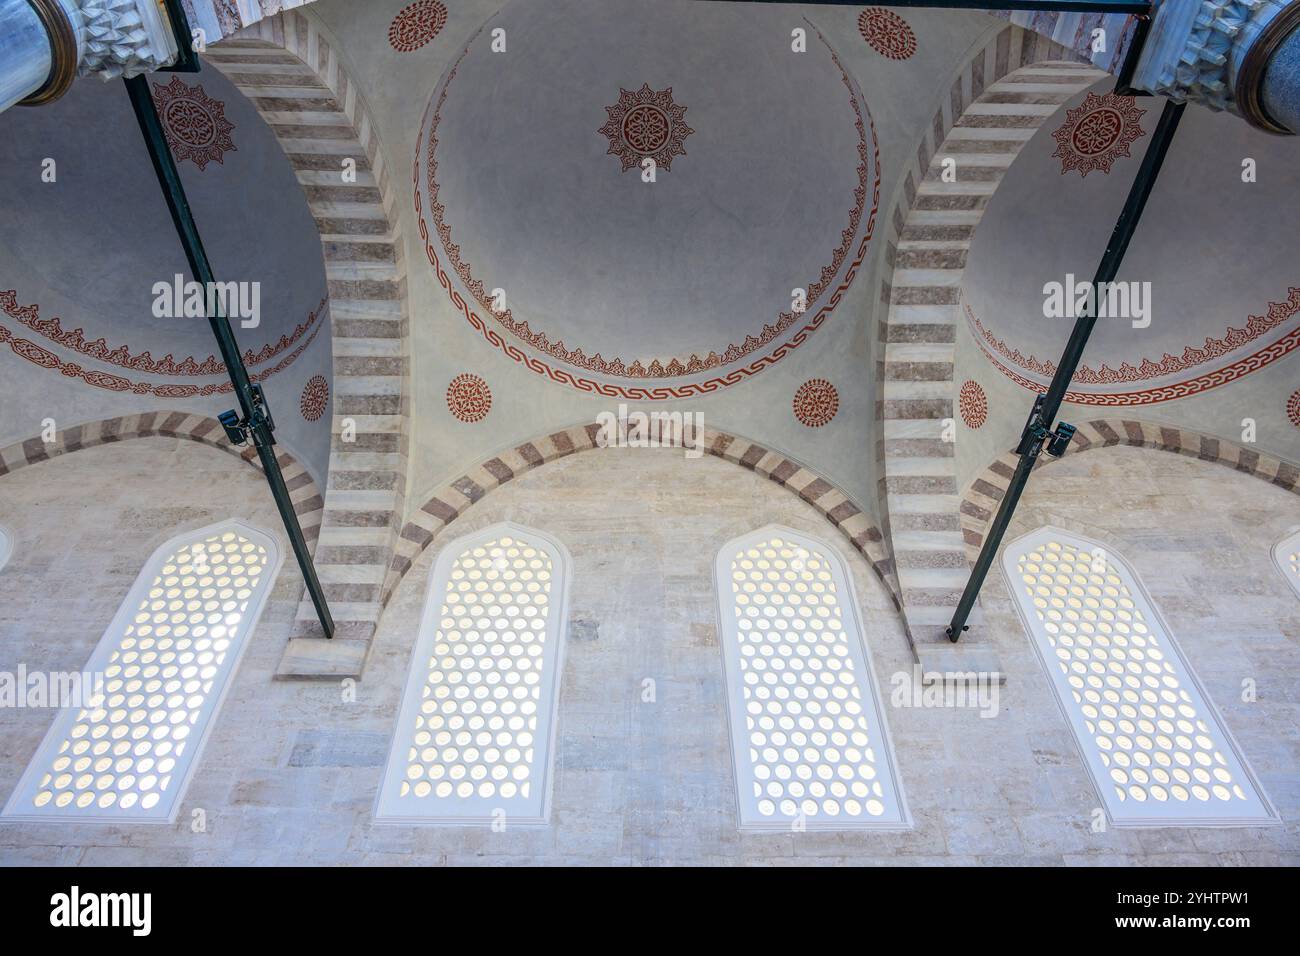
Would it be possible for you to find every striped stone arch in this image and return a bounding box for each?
[873,24,1106,665]
[960,419,1300,563]
[0,410,324,547]
[383,421,897,633]
[183,1,322,45]
[202,11,411,679]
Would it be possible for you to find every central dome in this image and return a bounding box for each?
[415,0,879,398]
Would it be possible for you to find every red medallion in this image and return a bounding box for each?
[389,0,447,53]
[959,380,988,429]
[1051,92,1146,177]
[598,85,695,173]
[152,76,237,170]
[858,8,917,61]
[300,375,330,422]
[793,379,840,427]
[447,373,492,423]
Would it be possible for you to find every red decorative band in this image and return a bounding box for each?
[2,290,327,377]
[0,320,323,397]
[981,325,1300,406]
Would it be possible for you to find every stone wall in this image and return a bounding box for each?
[0,441,1294,864]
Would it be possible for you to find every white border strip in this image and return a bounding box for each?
[1001,525,1279,828]
[1,518,283,825]
[1272,527,1300,601]
[714,524,911,831]
[374,521,571,826]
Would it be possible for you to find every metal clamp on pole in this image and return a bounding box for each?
[218,384,275,446]
[1112,11,1153,97]
[1017,393,1077,458]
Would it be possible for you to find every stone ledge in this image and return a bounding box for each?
[907,616,1005,684]
[274,636,371,681]
[913,640,1006,685]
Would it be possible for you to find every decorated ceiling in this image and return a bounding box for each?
[0,63,332,482]
[951,76,1300,499]
[297,0,1008,515]
[414,0,880,399]
[3,0,1296,541]
[963,80,1300,410]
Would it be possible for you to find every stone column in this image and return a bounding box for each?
[1,0,179,114]
[1242,1,1300,132]
[1,0,81,111]
[1134,0,1300,134]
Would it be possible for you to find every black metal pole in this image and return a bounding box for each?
[697,1,1151,12]
[156,0,200,74]
[1113,12,1153,95]
[124,74,336,639]
[946,99,1185,641]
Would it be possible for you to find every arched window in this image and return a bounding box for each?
[375,523,570,824]
[1274,528,1300,600]
[714,525,909,830]
[0,526,11,573]
[2,520,282,823]
[1002,526,1277,826]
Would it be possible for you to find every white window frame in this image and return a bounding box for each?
[1273,527,1300,601]
[714,524,911,831]
[1001,525,1279,827]
[374,521,571,826]
[0,525,11,573]
[1,518,282,825]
